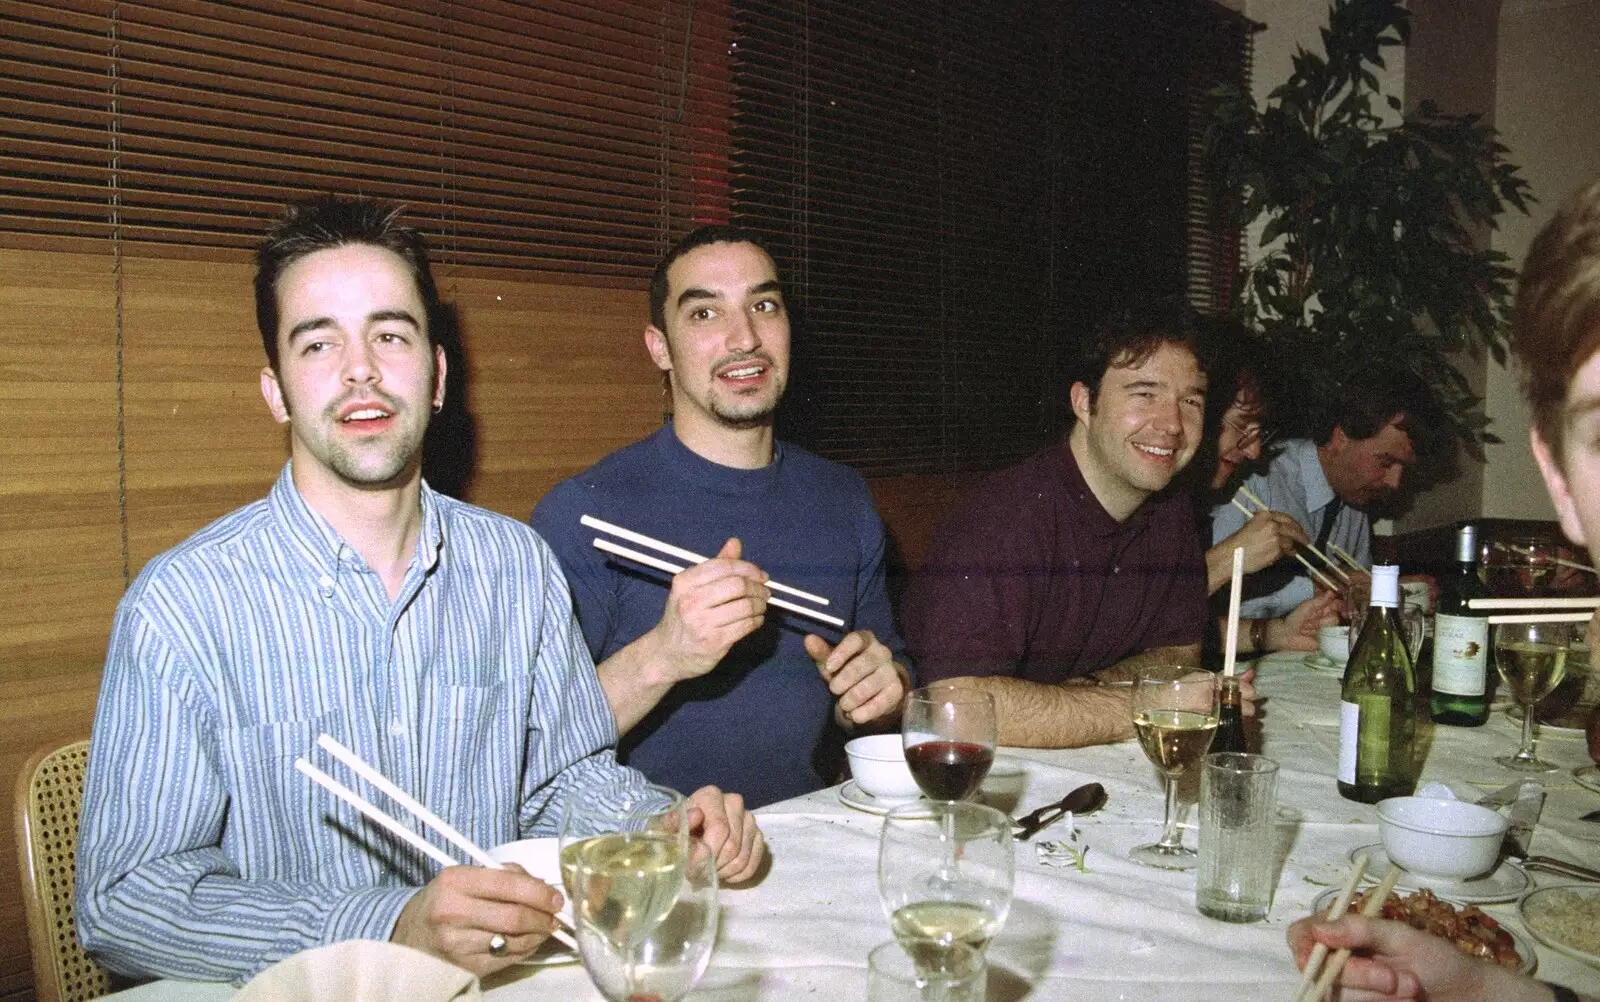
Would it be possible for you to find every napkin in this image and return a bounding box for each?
[234,941,482,1002]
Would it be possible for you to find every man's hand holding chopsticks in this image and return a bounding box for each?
[391,864,565,975]
[653,537,770,681]
[805,630,908,730]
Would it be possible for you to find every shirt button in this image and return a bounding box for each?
[318,574,335,597]
[389,718,406,736]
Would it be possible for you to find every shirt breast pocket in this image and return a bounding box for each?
[221,710,343,880]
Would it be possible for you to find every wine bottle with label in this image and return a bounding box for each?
[1338,565,1420,803]
[1431,525,1490,726]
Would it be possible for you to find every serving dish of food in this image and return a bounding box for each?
[1519,884,1600,969]
[1312,886,1533,975]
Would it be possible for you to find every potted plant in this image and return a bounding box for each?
[1204,0,1531,459]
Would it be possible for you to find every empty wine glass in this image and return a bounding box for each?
[569,835,718,1002]
[878,800,1014,968]
[902,685,998,802]
[1495,621,1573,772]
[1130,668,1219,869]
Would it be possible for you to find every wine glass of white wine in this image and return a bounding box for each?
[878,800,1013,971]
[569,835,718,1002]
[1130,668,1219,869]
[1494,621,1573,772]
[560,781,695,998]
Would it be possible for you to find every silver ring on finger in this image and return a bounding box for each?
[489,933,508,957]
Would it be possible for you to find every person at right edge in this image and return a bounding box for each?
[1288,178,1600,1002]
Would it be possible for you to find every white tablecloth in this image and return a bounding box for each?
[106,655,1600,999]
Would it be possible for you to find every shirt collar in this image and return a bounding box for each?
[268,462,444,585]
[1289,438,1337,512]
[1055,440,1156,536]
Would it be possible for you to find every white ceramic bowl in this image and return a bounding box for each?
[845,733,922,801]
[1318,624,1350,663]
[1377,796,1508,880]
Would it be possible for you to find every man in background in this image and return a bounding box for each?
[1208,371,1437,618]
[902,310,1213,747]
[532,226,907,808]
[77,197,762,984]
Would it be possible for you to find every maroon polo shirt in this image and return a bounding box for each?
[903,440,1207,684]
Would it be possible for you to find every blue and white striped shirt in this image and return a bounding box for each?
[77,465,645,983]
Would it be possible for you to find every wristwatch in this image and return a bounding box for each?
[1250,618,1270,653]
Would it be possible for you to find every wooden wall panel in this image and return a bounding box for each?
[439,270,662,518]
[121,257,286,570]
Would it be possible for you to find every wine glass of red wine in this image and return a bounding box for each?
[902,685,998,802]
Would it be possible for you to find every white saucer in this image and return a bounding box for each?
[1575,765,1600,796]
[839,780,922,816]
[1348,844,1529,903]
[1304,654,1343,672]
[1312,888,1536,974]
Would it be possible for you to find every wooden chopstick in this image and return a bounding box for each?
[299,736,581,949]
[1305,866,1403,1002]
[592,538,847,628]
[1327,542,1366,573]
[1487,612,1593,625]
[1223,546,1244,677]
[582,514,831,606]
[1492,541,1599,575]
[1231,498,1341,592]
[1289,853,1370,1002]
[1237,483,1349,583]
[317,735,499,867]
[1468,596,1600,610]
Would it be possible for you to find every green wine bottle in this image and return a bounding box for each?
[1431,526,1491,726]
[1338,565,1419,803]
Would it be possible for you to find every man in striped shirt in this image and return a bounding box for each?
[75,196,764,984]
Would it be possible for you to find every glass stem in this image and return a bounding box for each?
[1158,775,1183,848]
[1518,702,1538,761]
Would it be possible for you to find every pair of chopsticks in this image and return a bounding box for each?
[582,514,846,628]
[1468,595,1600,625]
[295,734,578,950]
[1231,487,1355,592]
[1290,856,1402,1002]
[1492,540,1598,575]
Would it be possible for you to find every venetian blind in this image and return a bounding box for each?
[2,0,731,279]
[728,0,1252,475]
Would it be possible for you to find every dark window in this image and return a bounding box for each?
[728,0,1253,475]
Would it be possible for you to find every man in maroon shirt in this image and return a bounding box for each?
[903,312,1213,747]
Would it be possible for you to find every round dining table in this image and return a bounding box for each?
[105,653,1600,999]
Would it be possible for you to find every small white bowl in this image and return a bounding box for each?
[1377,797,1508,880]
[1318,625,1350,663]
[845,733,922,801]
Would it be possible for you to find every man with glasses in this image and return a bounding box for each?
[1208,371,1434,623]
[1201,342,1339,654]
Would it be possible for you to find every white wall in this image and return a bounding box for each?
[1483,0,1600,521]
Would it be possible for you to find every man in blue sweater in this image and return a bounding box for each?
[532,227,909,807]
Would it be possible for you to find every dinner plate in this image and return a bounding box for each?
[1347,844,1530,903]
[487,837,580,965]
[1519,884,1600,969]
[839,779,922,816]
[1310,888,1536,975]
[1575,765,1600,796]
